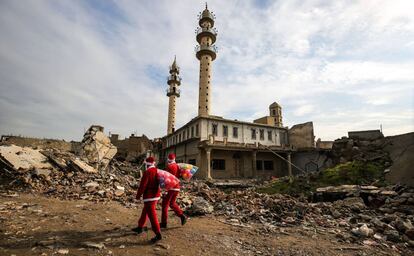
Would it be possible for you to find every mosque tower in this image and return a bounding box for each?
[195,3,217,116]
[269,102,283,127]
[166,56,181,134]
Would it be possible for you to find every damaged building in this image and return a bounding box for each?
[110,133,152,162]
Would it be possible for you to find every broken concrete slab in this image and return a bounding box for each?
[186,197,214,216]
[70,158,97,173]
[82,242,105,250]
[41,150,68,170]
[0,145,54,171]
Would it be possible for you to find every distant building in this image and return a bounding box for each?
[0,135,78,152]
[316,138,333,150]
[348,130,384,141]
[254,102,283,128]
[110,133,152,161]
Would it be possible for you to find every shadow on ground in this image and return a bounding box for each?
[0,226,157,249]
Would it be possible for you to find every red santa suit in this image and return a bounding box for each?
[136,157,161,236]
[161,154,184,226]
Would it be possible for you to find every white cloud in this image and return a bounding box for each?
[293,105,315,117]
[319,61,414,85]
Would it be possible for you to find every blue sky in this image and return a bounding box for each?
[0,0,413,141]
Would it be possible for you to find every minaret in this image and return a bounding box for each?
[166,56,181,134]
[195,3,217,116]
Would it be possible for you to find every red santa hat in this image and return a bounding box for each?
[167,153,176,163]
[145,156,156,168]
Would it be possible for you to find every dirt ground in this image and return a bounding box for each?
[0,192,410,256]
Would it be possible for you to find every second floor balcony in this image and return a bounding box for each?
[196,27,218,44]
[167,75,182,85]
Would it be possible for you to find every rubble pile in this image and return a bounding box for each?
[179,181,414,248]
[182,182,316,226]
[45,158,140,203]
[332,132,391,167]
[1,127,142,205]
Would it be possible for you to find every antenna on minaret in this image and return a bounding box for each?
[205,2,208,9]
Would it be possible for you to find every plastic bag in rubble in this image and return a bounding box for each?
[177,163,199,181]
[157,169,180,190]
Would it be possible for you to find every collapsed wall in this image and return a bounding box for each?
[383,132,414,186]
[288,122,315,149]
[79,125,117,171]
[331,130,414,186]
[332,130,390,166]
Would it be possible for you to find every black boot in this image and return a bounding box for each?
[160,223,167,229]
[150,233,162,243]
[180,215,188,226]
[131,226,147,234]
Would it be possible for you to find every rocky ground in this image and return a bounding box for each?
[0,191,409,256]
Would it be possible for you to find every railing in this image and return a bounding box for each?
[166,88,181,96]
[169,65,180,72]
[195,45,218,54]
[196,27,218,44]
[166,75,182,83]
[196,27,218,36]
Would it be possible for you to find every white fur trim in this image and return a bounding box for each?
[145,163,155,169]
[167,159,176,163]
[143,197,160,202]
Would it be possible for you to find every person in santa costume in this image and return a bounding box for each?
[132,156,162,243]
[160,153,187,228]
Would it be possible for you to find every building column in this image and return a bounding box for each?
[206,148,212,180]
[252,150,257,178]
[287,153,292,177]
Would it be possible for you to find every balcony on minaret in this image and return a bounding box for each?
[196,27,218,44]
[195,45,217,60]
[166,87,181,97]
[167,74,182,85]
[169,65,180,74]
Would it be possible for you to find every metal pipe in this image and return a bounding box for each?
[260,144,306,174]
